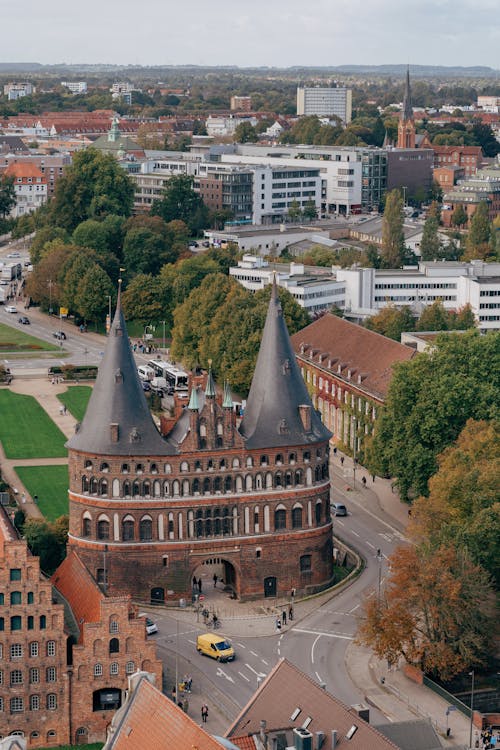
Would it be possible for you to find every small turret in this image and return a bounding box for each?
[205,361,216,398]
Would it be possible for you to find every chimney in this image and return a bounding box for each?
[110,423,119,443]
[315,731,325,749]
[331,730,338,749]
[298,404,311,432]
[260,719,268,748]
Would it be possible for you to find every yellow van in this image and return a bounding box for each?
[196,632,235,662]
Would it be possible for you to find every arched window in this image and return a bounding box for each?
[274,472,282,488]
[143,481,151,497]
[10,591,21,605]
[84,460,92,470]
[122,518,134,541]
[121,463,129,473]
[224,476,232,493]
[135,463,144,474]
[217,420,223,435]
[285,472,292,487]
[315,466,321,482]
[139,518,153,541]
[303,450,311,462]
[109,638,119,654]
[180,461,189,473]
[219,458,226,470]
[99,479,108,496]
[172,480,180,497]
[199,421,207,438]
[315,501,322,525]
[109,618,119,634]
[125,661,135,675]
[295,469,303,485]
[289,452,297,464]
[260,455,268,466]
[274,507,286,530]
[82,476,89,493]
[203,477,211,494]
[132,481,141,496]
[11,616,22,630]
[246,456,253,468]
[164,463,172,474]
[275,454,283,465]
[192,478,200,494]
[300,554,312,572]
[213,507,221,535]
[82,517,91,537]
[292,506,303,529]
[195,510,203,538]
[214,476,222,493]
[245,474,253,491]
[222,507,230,535]
[204,508,212,536]
[194,460,202,472]
[123,480,131,497]
[97,519,110,540]
[232,457,240,469]
[90,478,98,495]
[150,463,158,474]
[163,481,170,497]
[100,462,109,473]
[94,663,103,677]
[266,472,273,489]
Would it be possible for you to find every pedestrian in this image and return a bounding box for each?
[289,605,294,621]
[192,576,197,589]
[202,607,209,625]
[186,675,192,692]
[275,617,281,632]
[213,573,218,588]
[33,495,38,504]
[198,578,202,593]
[340,456,344,465]
[333,446,337,455]
[21,493,26,504]
[212,613,218,629]
[361,476,367,486]
[63,405,67,415]
[201,704,208,723]
[371,474,376,482]
[282,609,287,625]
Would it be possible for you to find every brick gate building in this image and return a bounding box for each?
[67,280,334,603]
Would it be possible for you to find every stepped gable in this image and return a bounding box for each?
[239,277,331,449]
[67,286,176,456]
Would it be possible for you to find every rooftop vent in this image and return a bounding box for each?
[293,727,313,750]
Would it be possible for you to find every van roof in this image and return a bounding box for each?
[197,632,228,644]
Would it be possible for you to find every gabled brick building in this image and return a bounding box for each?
[291,314,415,459]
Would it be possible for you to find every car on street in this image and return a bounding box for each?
[138,614,158,635]
[332,502,348,517]
[4,305,17,313]
[18,316,30,325]
[7,252,20,258]
[52,330,67,340]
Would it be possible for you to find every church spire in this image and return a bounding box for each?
[402,65,413,122]
[222,380,233,409]
[397,66,416,149]
[239,283,331,449]
[205,361,216,398]
[67,286,176,456]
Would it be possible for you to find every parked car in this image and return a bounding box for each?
[332,502,347,517]
[138,614,158,635]
[53,330,66,340]
[4,305,17,313]
[7,252,20,258]
[202,240,210,248]
[188,241,199,249]
[18,316,30,325]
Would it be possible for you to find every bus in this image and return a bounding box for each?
[147,360,189,392]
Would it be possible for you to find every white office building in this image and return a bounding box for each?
[61,81,88,94]
[297,86,352,124]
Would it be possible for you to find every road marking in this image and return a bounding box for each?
[366,541,375,549]
[245,663,266,679]
[250,650,259,657]
[315,671,323,683]
[349,604,360,613]
[261,659,269,666]
[236,643,246,648]
[216,667,235,684]
[336,519,345,526]
[311,634,321,664]
[350,530,360,537]
[187,639,196,645]
[238,671,250,682]
[295,628,354,640]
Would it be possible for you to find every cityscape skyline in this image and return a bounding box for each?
[2,0,499,70]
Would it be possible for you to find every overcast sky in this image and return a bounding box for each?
[3,0,499,69]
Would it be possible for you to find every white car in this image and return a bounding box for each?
[138,613,158,635]
[4,305,17,314]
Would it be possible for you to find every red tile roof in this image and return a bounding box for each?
[107,675,226,750]
[226,659,399,750]
[4,161,45,180]
[291,313,415,401]
[52,549,104,627]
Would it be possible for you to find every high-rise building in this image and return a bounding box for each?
[297,86,352,124]
[230,95,252,111]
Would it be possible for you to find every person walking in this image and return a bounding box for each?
[282,609,287,626]
[361,476,367,487]
[201,704,208,723]
[340,456,344,465]
[275,616,281,632]
[198,578,202,593]
[192,576,197,589]
[213,573,218,588]
[289,605,294,621]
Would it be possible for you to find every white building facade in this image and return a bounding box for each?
[297,86,352,124]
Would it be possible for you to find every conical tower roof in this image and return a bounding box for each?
[67,287,176,456]
[205,363,216,398]
[402,66,413,122]
[239,279,331,449]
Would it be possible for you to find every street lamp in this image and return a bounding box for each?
[469,670,475,749]
[161,320,166,352]
[376,548,383,602]
[48,279,53,315]
[402,186,407,207]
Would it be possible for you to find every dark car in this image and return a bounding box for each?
[18,316,30,325]
[53,330,67,340]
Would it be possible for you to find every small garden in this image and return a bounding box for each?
[0,321,59,352]
[0,391,67,458]
[58,385,92,421]
[15,465,69,521]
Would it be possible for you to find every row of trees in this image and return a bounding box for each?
[365,300,476,342]
[358,419,499,680]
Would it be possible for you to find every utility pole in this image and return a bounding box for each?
[161,320,166,352]
[376,548,383,602]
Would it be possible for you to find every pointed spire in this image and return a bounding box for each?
[188,385,199,411]
[205,360,216,398]
[240,284,331,449]
[67,284,176,456]
[402,65,413,122]
[222,380,233,409]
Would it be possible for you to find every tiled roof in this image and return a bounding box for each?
[228,737,256,750]
[52,549,104,627]
[290,313,415,401]
[226,659,400,750]
[107,675,225,750]
[4,161,45,179]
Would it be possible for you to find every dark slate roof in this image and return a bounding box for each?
[67,288,176,456]
[239,279,331,449]
[402,66,413,122]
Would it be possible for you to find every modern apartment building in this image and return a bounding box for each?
[296,86,352,124]
[0,154,70,197]
[230,95,252,111]
[441,163,500,226]
[61,81,88,94]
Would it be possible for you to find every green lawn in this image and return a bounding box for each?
[0,321,59,352]
[0,391,67,458]
[15,465,69,521]
[58,385,92,421]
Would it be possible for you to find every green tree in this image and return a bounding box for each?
[366,330,500,501]
[365,306,415,341]
[419,214,441,261]
[123,227,179,277]
[151,174,209,235]
[451,204,468,229]
[381,190,405,267]
[451,304,476,330]
[25,243,77,311]
[0,174,16,219]
[471,121,500,158]
[74,264,114,325]
[30,226,70,265]
[288,199,302,222]
[24,517,67,574]
[49,148,135,232]
[302,199,318,221]
[72,219,112,253]
[464,201,491,260]
[234,121,258,143]
[415,300,450,331]
[121,274,164,325]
